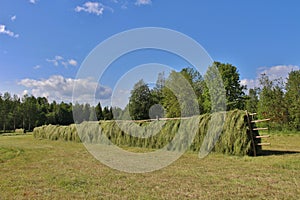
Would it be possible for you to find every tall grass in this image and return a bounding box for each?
[33,110,260,156]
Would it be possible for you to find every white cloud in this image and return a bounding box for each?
[19,75,112,103]
[33,65,41,70]
[241,78,258,90]
[0,24,19,38]
[74,0,151,15]
[121,3,128,9]
[241,65,300,90]
[46,56,77,68]
[55,55,63,60]
[11,15,16,22]
[29,0,37,4]
[46,56,61,66]
[61,61,68,68]
[68,59,78,67]
[258,65,299,81]
[135,0,152,6]
[110,0,129,9]
[22,90,29,96]
[75,2,106,16]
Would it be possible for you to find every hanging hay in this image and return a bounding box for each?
[33,110,261,156]
[15,129,26,134]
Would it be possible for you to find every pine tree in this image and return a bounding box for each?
[285,70,300,130]
[95,102,103,120]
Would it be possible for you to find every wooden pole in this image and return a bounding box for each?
[249,113,257,116]
[253,128,268,131]
[246,110,257,156]
[255,135,270,138]
[257,143,271,146]
[251,119,271,123]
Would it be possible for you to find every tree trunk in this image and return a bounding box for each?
[13,115,16,130]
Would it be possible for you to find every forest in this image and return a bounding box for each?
[0,62,299,132]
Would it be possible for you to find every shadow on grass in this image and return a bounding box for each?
[259,150,300,156]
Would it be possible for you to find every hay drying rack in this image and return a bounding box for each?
[245,111,271,156]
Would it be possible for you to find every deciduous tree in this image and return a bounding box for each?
[129,79,152,120]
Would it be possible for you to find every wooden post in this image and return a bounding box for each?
[246,110,257,156]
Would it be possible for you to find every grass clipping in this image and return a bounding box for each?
[33,110,261,156]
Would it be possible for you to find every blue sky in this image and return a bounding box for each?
[0,0,299,107]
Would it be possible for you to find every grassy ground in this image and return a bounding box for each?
[0,132,300,199]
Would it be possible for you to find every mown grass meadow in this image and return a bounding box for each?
[0,131,299,199]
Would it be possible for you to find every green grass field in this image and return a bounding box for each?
[0,132,300,199]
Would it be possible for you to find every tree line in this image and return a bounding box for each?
[127,61,246,120]
[0,61,299,132]
[246,70,300,130]
[0,94,115,132]
[127,62,300,131]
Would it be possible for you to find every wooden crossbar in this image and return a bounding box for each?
[255,135,270,139]
[249,113,257,116]
[251,119,271,123]
[253,127,268,131]
[257,143,271,146]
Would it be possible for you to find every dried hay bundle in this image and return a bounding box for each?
[33,110,260,156]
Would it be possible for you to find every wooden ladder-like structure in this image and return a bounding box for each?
[245,111,271,156]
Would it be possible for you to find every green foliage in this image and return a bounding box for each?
[162,69,201,117]
[2,66,299,133]
[95,102,103,120]
[56,102,73,125]
[258,74,288,130]
[151,72,165,104]
[207,62,246,111]
[151,72,166,118]
[180,68,204,114]
[245,88,259,114]
[285,70,300,130]
[162,85,180,118]
[202,63,227,113]
[129,79,153,120]
[0,94,76,131]
[103,106,113,120]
